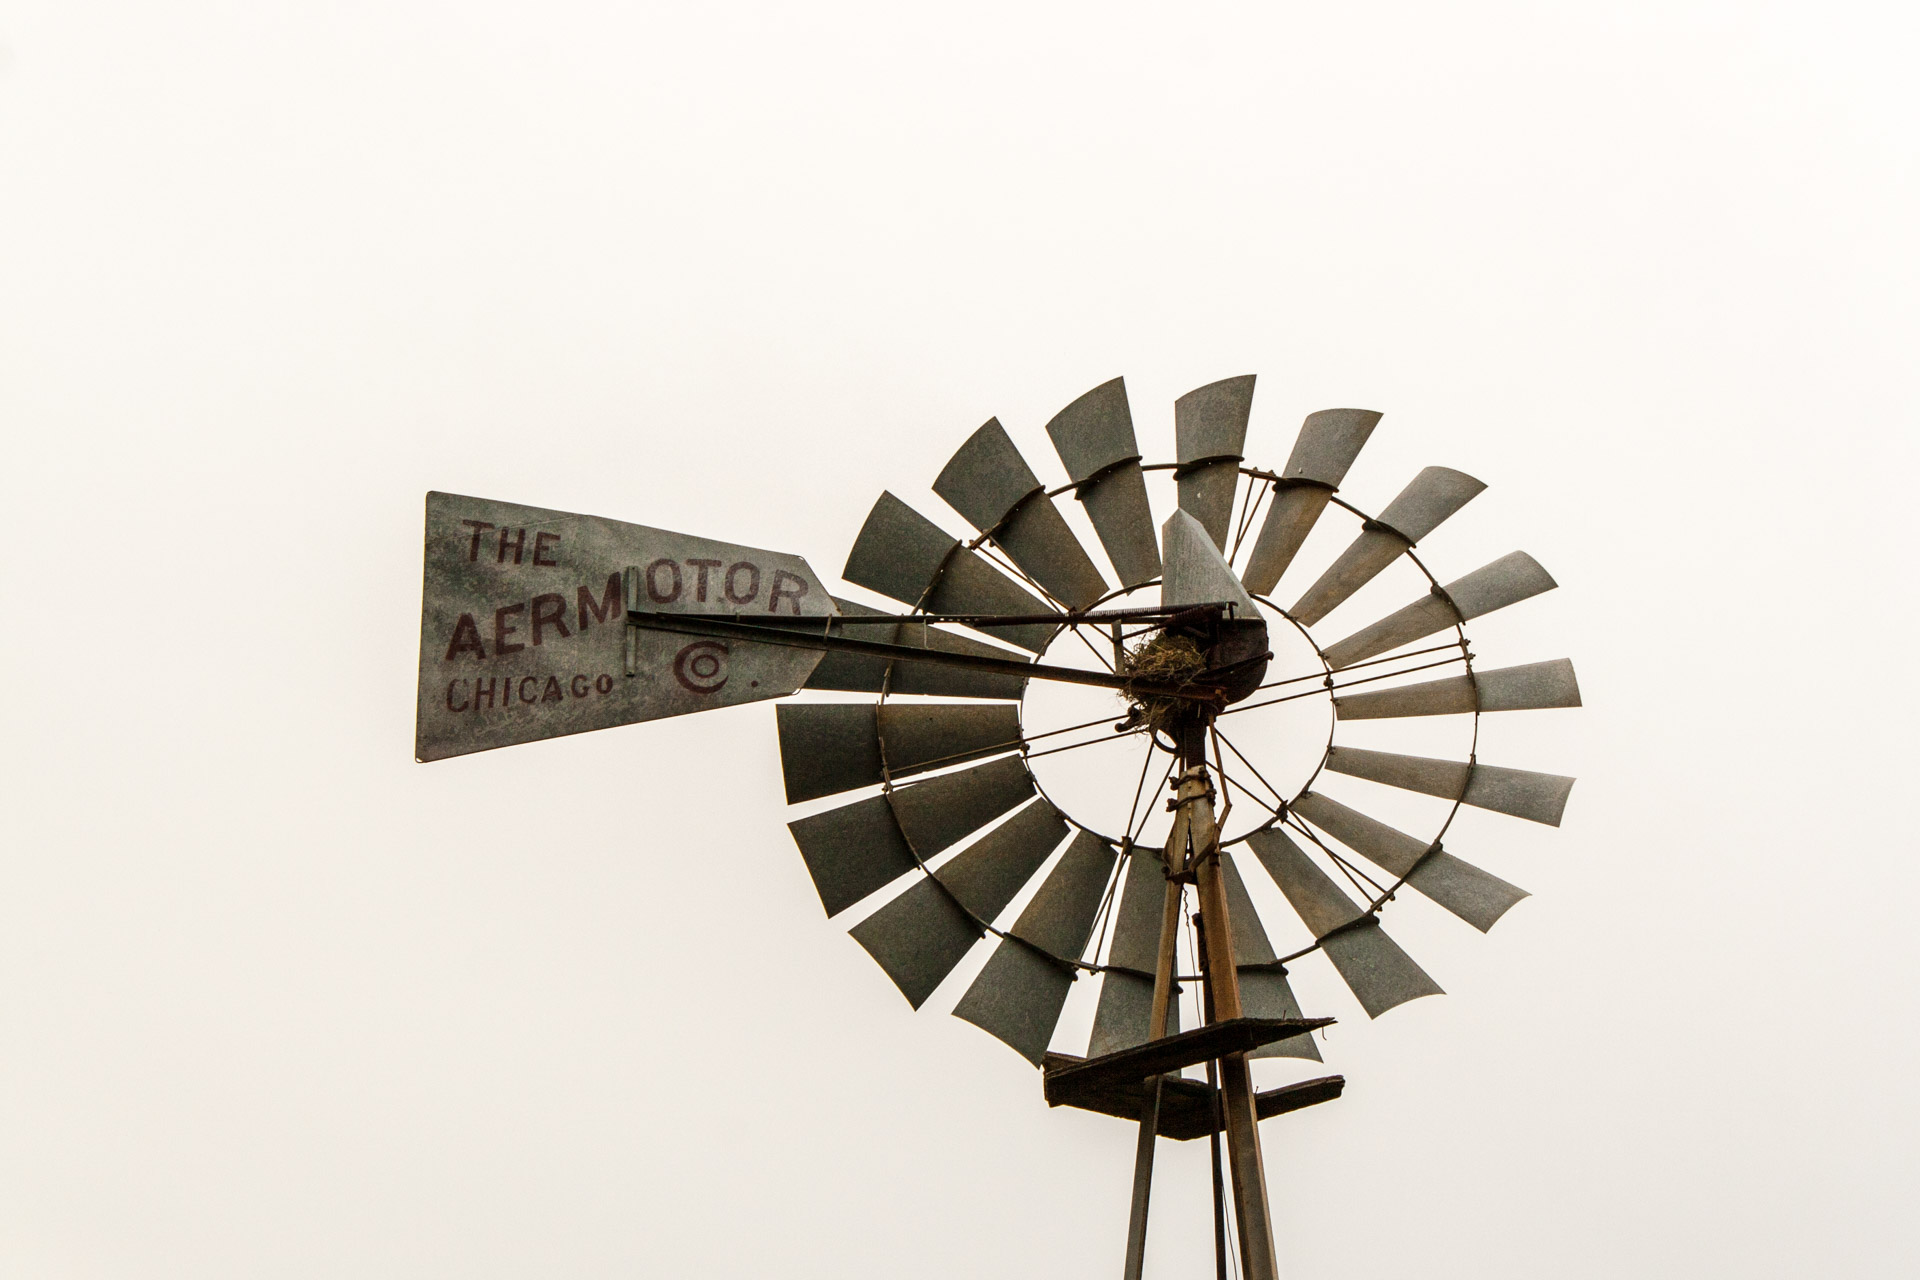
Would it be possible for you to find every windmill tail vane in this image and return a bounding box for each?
[414,373,1580,1278]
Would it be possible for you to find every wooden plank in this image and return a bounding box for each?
[1041,1053,1345,1140]
[1042,1016,1332,1104]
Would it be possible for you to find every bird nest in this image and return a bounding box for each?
[1119,632,1207,734]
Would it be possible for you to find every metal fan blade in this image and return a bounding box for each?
[775,703,1022,804]
[842,493,1058,652]
[1174,375,1255,550]
[786,756,1034,918]
[1089,849,1179,1057]
[850,798,1070,1008]
[1244,828,1443,1017]
[1290,468,1486,625]
[1161,510,1261,614]
[1324,746,1576,827]
[1240,409,1381,596]
[953,830,1120,1063]
[1320,551,1557,671]
[1220,853,1320,1061]
[1291,792,1528,932]
[1045,378,1162,588]
[804,597,1030,700]
[1332,659,1582,720]
[934,418,1110,610]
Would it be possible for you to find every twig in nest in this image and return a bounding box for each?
[1118,633,1206,734]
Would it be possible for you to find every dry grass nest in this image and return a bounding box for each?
[1119,632,1207,734]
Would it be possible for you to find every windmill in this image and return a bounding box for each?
[415,374,1578,1278]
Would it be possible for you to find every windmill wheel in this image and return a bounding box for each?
[774,375,1581,1067]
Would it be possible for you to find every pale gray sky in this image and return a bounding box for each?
[4,4,1916,1277]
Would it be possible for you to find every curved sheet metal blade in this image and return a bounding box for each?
[1332,659,1582,720]
[842,493,1059,652]
[889,755,1036,855]
[1290,467,1487,625]
[803,597,1030,700]
[1244,828,1443,1017]
[1045,378,1162,588]
[1240,409,1380,595]
[1291,792,1528,932]
[1174,375,1255,549]
[1161,510,1261,615]
[1324,746,1576,826]
[849,798,1070,1008]
[1320,551,1557,670]
[788,756,1036,919]
[1220,852,1320,1060]
[954,828,1119,1063]
[935,419,1109,610]
[1088,849,1177,1057]
[774,703,1023,804]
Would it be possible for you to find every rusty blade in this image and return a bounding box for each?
[415,491,833,763]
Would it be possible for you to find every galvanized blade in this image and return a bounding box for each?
[952,940,1077,1065]
[1045,378,1162,588]
[1244,828,1442,1016]
[935,419,1109,610]
[1375,466,1486,543]
[1320,551,1557,670]
[1289,528,1408,626]
[803,597,1031,700]
[1291,792,1528,932]
[1332,659,1581,720]
[1290,463,1482,625]
[889,755,1036,856]
[954,828,1119,1063]
[842,493,1059,652]
[1174,375,1255,550]
[1220,853,1319,1060]
[774,703,1022,804]
[1240,409,1381,595]
[1088,849,1178,1057]
[850,798,1069,1008]
[416,491,833,762]
[1161,510,1261,615]
[1324,746,1576,827]
[786,756,1035,918]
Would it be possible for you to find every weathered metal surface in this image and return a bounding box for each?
[1041,1055,1345,1140]
[1320,551,1557,670]
[1045,378,1162,588]
[1291,792,1528,932]
[1044,1016,1332,1100]
[888,756,1036,855]
[774,703,1021,803]
[1331,658,1582,719]
[1161,511,1262,615]
[1220,855,1320,1061]
[785,757,1033,918]
[803,597,1030,700]
[1241,409,1382,595]
[1090,850,1178,1058]
[1374,466,1486,543]
[1282,408,1382,488]
[1289,528,1409,626]
[848,798,1071,1008]
[1324,746,1576,826]
[415,492,833,762]
[787,795,920,918]
[842,493,1059,652]
[934,419,1109,610]
[953,829,1119,1062]
[1174,375,1255,549]
[1244,828,1444,1016]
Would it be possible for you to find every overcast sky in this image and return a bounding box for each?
[5,4,1917,1277]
